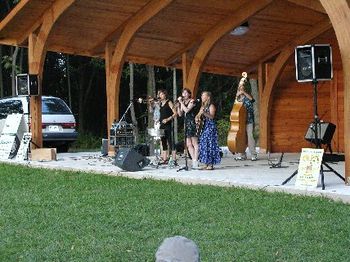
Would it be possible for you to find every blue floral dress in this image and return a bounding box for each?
[198,105,221,166]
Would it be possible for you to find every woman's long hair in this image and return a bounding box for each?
[202,91,212,109]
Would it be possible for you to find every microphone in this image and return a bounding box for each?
[194,98,201,103]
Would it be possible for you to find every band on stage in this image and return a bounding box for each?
[128,73,257,170]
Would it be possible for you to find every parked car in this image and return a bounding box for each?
[0,96,78,152]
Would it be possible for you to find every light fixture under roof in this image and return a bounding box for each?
[230,22,249,36]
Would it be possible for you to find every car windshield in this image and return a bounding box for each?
[0,99,23,119]
[42,98,71,115]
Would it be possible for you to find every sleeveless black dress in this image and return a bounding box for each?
[159,100,174,151]
[184,100,197,138]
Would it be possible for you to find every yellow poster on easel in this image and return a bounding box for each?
[295,148,324,188]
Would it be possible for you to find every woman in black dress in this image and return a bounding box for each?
[158,89,177,163]
[177,88,199,169]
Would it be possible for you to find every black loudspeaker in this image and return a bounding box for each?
[295,44,332,82]
[133,144,150,156]
[16,74,39,96]
[304,122,336,145]
[114,147,150,171]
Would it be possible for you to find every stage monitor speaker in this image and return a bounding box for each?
[304,122,336,145]
[16,74,39,96]
[295,44,332,82]
[114,147,150,171]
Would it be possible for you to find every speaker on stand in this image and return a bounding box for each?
[282,44,345,189]
[16,74,39,96]
[295,44,333,82]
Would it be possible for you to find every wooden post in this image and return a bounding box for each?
[28,33,43,148]
[105,42,116,140]
[26,0,75,149]
[330,70,339,152]
[320,0,350,184]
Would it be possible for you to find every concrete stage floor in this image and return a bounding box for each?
[4,151,350,204]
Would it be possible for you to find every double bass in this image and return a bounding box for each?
[227,72,248,154]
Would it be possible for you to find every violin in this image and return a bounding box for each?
[227,72,248,154]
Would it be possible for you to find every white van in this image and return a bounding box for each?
[0,96,78,152]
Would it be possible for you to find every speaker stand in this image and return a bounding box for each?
[282,79,345,189]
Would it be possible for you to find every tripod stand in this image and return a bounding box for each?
[282,79,344,189]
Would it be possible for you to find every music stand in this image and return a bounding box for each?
[282,79,345,189]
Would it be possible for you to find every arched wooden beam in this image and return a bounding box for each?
[259,19,332,151]
[320,0,350,183]
[0,0,30,34]
[106,0,173,141]
[182,52,191,89]
[28,0,75,148]
[287,0,327,14]
[185,0,273,96]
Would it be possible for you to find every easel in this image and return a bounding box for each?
[282,80,344,189]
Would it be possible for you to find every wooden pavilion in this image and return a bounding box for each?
[0,0,349,182]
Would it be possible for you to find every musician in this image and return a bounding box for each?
[158,89,177,164]
[235,77,257,161]
[195,91,221,170]
[147,96,161,127]
[177,88,199,169]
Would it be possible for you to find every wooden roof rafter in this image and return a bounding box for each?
[108,0,173,86]
[287,0,327,14]
[0,0,31,45]
[29,0,76,74]
[0,0,30,34]
[185,0,273,94]
[91,16,132,54]
[245,18,332,73]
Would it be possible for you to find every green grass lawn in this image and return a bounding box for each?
[1,163,350,261]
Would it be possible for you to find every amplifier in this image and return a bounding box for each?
[110,121,135,147]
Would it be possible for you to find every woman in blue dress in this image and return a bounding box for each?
[196,91,221,170]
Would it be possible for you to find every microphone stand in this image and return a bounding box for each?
[117,101,133,128]
[177,98,193,172]
[177,117,189,172]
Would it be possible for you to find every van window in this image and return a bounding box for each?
[0,99,24,119]
[42,98,71,115]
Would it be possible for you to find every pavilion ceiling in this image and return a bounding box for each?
[0,0,334,76]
